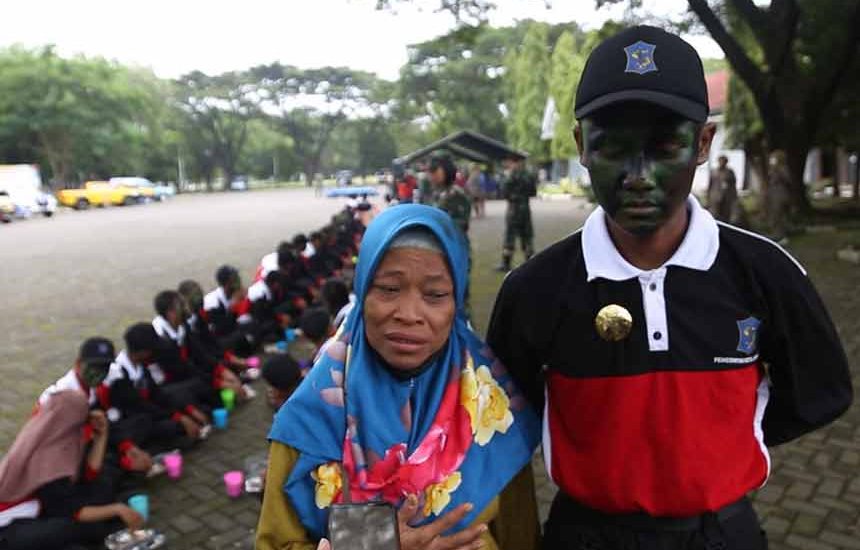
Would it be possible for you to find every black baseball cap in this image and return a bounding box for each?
[79,337,116,366]
[575,25,709,123]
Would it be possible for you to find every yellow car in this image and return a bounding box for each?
[0,191,15,222]
[56,181,142,210]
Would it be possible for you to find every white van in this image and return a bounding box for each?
[0,165,57,218]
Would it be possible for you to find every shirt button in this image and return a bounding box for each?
[653,331,663,340]
[649,283,657,291]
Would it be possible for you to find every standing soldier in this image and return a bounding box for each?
[496,156,537,272]
[429,153,472,312]
[429,153,471,239]
[707,154,738,222]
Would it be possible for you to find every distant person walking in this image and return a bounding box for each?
[496,156,536,272]
[707,155,738,223]
[466,163,486,219]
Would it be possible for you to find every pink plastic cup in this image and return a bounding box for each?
[163,452,182,479]
[224,471,244,498]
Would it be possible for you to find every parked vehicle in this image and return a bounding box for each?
[0,164,57,218]
[56,181,141,209]
[230,176,249,191]
[151,182,177,200]
[0,191,15,223]
[109,177,157,203]
[335,170,353,186]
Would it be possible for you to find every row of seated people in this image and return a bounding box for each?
[0,205,368,550]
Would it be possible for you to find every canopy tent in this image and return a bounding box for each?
[396,130,528,165]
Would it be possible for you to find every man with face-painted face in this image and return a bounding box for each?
[38,337,115,409]
[488,26,852,550]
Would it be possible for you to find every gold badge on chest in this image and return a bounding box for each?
[595,304,633,342]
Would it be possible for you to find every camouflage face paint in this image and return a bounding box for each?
[582,106,700,235]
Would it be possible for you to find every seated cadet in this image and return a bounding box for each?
[254,244,285,283]
[203,265,257,356]
[0,391,145,550]
[38,337,116,410]
[261,355,303,412]
[248,271,299,343]
[178,280,251,394]
[101,323,204,468]
[276,245,313,312]
[152,290,221,414]
[292,307,333,370]
[293,234,314,259]
[320,278,353,333]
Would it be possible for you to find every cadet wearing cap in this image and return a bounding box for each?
[38,337,116,408]
[487,26,852,549]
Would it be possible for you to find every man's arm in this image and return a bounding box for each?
[486,272,546,412]
[760,257,853,446]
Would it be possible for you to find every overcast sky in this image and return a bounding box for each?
[1,0,723,80]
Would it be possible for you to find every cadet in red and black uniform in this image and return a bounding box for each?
[487,26,852,550]
[203,265,257,356]
[152,290,221,413]
[178,280,250,391]
[101,323,204,466]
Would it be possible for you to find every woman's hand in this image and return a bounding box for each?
[115,504,145,531]
[397,495,486,550]
[317,540,331,550]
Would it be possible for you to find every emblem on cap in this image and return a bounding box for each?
[624,40,658,75]
[736,316,761,354]
[595,304,633,342]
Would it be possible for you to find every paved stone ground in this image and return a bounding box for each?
[1,191,858,549]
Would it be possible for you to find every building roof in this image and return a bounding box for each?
[707,69,729,114]
[396,130,528,165]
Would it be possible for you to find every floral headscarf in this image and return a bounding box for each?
[269,204,540,538]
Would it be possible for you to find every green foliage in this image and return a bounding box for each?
[548,31,584,161]
[398,24,516,140]
[701,57,728,74]
[506,22,552,162]
[0,47,174,184]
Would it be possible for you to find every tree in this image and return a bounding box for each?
[0,47,169,185]
[506,22,552,163]
[597,0,860,212]
[548,31,584,161]
[355,118,398,175]
[246,64,390,186]
[238,118,298,181]
[176,71,258,190]
[376,0,497,24]
[399,24,518,140]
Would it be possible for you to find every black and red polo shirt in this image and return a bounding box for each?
[487,196,852,518]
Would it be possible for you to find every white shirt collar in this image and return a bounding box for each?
[582,195,719,282]
[152,315,186,344]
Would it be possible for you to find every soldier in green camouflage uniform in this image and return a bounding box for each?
[429,153,472,313]
[497,157,536,271]
[428,154,471,239]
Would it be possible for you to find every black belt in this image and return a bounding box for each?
[553,492,751,533]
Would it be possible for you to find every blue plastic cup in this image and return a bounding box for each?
[213,408,228,429]
[128,494,149,522]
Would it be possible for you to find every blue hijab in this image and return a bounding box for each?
[269,204,540,538]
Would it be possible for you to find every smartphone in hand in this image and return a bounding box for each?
[327,502,400,550]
